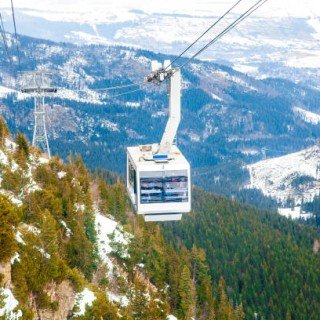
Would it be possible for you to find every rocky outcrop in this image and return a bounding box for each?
[30,280,76,320]
[313,239,320,254]
[0,260,11,288]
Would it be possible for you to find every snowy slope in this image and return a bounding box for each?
[294,107,320,125]
[246,145,320,204]
[2,0,320,85]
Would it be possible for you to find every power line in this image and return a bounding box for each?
[10,0,21,70]
[178,0,268,69]
[166,0,244,70]
[0,12,14,72]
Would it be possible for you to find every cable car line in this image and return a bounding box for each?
[165,0,244,70]
[70,0,267,95]
[0,12,14,73]
[125,0,270,221]
[178,0,268,69]
[103,87,144,99]
[93,80,146,91]
[10,0,21,71]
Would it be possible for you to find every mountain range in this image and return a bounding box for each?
[0,34,320,208]
[2,0,320,87]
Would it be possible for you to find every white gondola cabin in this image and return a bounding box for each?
[126,60,191,222]
[127,144,191,221]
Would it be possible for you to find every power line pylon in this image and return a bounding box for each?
[19,71,57,158]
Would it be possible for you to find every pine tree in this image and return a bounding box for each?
[0,195,19,262]
[191,245,215,319]
[217,278,231,320]
[14,133,30,169]
[285,310,292,320]
[236,303,246,320]
[129,276,149,320]
[0,117,9,146]
[178,265,196,320]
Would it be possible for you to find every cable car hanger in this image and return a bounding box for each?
[144,60,181,159]
[126,60,191,222]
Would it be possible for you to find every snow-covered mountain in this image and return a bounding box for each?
[2,0,320,86]
[0,34,320,203]
[246,144,320,205]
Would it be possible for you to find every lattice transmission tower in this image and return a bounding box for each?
[19,71,57,158]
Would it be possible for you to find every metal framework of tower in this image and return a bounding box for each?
[19,71,57,158]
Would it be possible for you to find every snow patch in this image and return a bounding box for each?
[10,253,20,265]
[101,120,120,132]
[74,203,85,212]
[0,288,22,319]
[74,288,96,316]
[95,210,118,276]
[0,86,15,98]
[233,64,259,74]
[107,292,129,307]
[125,101,141,108]
[240,148,260,156]
[57,171,67,179]
[278,207,313,220]
[15,231,25,245]
[210,92,223,101]
[246,145,320,204]
[0,150,8,166]
[60,220,72,237]
[94,207,132,277]
[24,225,41,236]
[294,107,320,125]
[37,248,51,259]
[0,191,23,207]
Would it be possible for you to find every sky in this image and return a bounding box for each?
[3,0,320,24]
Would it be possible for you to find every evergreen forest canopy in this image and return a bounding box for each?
[0,117,244,319]
[0,117,319,319]
[163,189,320,319]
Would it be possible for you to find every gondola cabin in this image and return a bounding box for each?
[126,60,191,222]
[127,144,191,222]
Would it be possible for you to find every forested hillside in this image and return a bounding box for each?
[1,34,320,207]
[1,113,319,319]
[0,117,243,319]
[163,189,320,320]
[302,195,320,228]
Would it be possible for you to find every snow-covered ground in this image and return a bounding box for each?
[73,288,96,316]
[278,207,313,220]
[94,206,132,277]
[246,145,320,205]
[1,0,320,86]
[9,0,320,22]
[0,288,22,319]
[294,107,320,125]
[107,292,129,307]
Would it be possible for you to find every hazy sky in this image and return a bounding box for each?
[4,0,320,23]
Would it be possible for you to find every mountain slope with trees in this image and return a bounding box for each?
[163,189,320,320]
[1,34,320,207]
[0,117,242,319]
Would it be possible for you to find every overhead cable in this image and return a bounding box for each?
[103,87,144,99]
[178,0,268,69]
[10,0,21,70]
[94,80,146,91]
[165,0,244,69]
[0,12,14,72]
